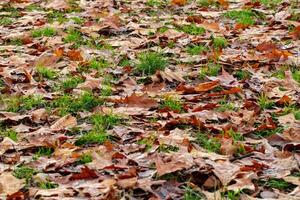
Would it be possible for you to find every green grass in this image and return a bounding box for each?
[199,62,221,79]
[136,52,167,75]
[161,96,183,113]
[47,11,67,24]
[101,85,113,96]
[292,70,300,84]
[36,66,57,80]
[13,166,36,182]
[227,129,244,141]
[222,190,241,200]
[258,93,275,110]
[64,29,83,44]
[146,0,163,6]
[252,0,282,8]
[212,36,228,49]
[89,58,109,70]
[75,130,107,146]
[2,95,46,112]
[7,38,23,46]
[60,76,84,90]
[91,114,122,130]
[119,58,131,67]
[0,129,18,141]
[78,153,93,164]
[158,144,179,153]
[254,126,284,137]
[259,178,294,191]
[71,17,84,24]
[32,27,56,38]
[137,134,157,151]
[216,98,235,112]
[234,70,251,80]
[183,186,205,200]
[38,182,59,189]
[51,92,103,116]
[0,17,13,26]
[224,10,256,26]
[186,44,208,55]
[179,24,206,35]
[196,132,221,153]
[35,147,54,157]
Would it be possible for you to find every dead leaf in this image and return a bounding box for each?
[50,115,77,130]
[171,0,187,6]
[67,50,83,61]
[0,172,25,195]
[194,80,220,92]
[117,93,158,109]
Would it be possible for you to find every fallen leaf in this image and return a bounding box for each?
[0,172,25,195]
[50,115,77,130]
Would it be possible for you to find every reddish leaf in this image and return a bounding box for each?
[256,42,277,52]
[67,50,83,61]
[194,80,220,92]
[291,25,300,40]
[117,93,158,109]
[186,16,203,24]
[171,0,187,6]
[69,166,98,181]
[276,95,292,106]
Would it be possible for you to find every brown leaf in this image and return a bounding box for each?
[171,0,187,6]
[194,80,220,92]
[69,166,98,181]
[291,25,300,40]
[0,172,25,195]
[256,42,277,52]
[67,50,83,61]
[44,0,70,10]
[50,115,77,130]
[117,177,137,189]
[154,153,194,176]
[186,16,203,24]
[117,93,158,109]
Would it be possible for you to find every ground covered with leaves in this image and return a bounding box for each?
[0,0,300,199]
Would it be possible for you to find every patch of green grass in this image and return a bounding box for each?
[60,76,84,90]
[260,178,294,190]
[78,153,93,164]
[183,186,205,200]
[36,66,57,80]
[252,0,282,8]
[0,17,13,26]
[38,182,59,189]
[3,95,46,112]
[158,26,169,33]
[292,70,300,84]
[32,27,56,38]
[234,70,251,80]
[196,132,221,153]
[64,29,83,44]
[71,17,84,24]
[158,144,179,153]
[119,58,131,67]
[161,96,183,113]
[146,0,163,6]
[224,10,256,26]
[13,166,36,182]
[137,134,157,151]
[186,44,208,55]
[6,38,23,46]
[51,92,103,116]
[47,11,67,24]
[216,98,235,112]
[91,114,122,130]
[222,190,241,200]
[199,62,221,79]
[179,24,206,35]
[136,52,167,75]
[254,126,284,137]
[0,129,18,141]
[35,147,54,157]
[227,129,244,141]
[258,93,275,110]
[212,36,228,49]
[75,130,107,146]
[101,85,113,96]
[89,58,109,70]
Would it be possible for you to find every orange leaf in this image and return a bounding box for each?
[194,80,220,92]
[217,0,229,9]
[54,47,64,57]
[69,166,98,181]
[276,95,291,106]
[67,50,83,61]
[171,0,187,6]
[291,25,300,40]
[256,42,277,52]
[186,16,203,24]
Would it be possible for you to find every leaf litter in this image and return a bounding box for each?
[0,0,300,199]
